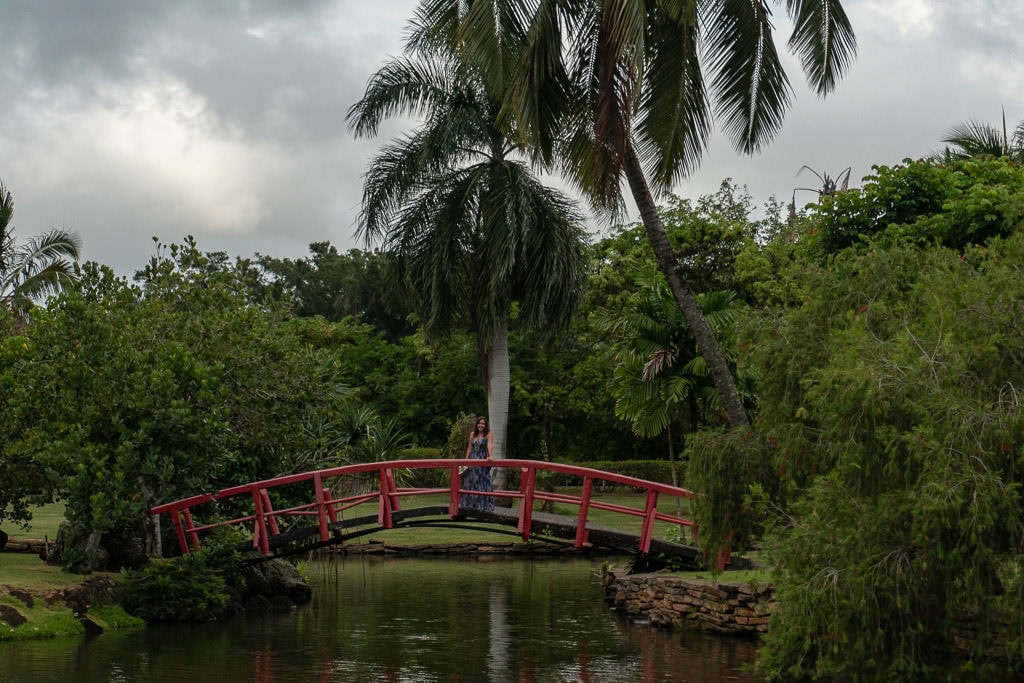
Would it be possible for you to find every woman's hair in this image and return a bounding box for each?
[473,416,488,435]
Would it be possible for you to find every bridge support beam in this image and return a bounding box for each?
[314,473,330,542]
[252,488,270,554]
[638,490,659,554]
[574,477,592,548]
[518,466,536,542]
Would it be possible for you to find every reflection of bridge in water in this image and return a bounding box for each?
[152,459,728,569]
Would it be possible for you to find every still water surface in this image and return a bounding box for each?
[2,556,759,682]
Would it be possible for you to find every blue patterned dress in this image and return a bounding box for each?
[461,435,494,511]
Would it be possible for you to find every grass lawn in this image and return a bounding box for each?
[0,553,95,592]
[4,503,66,540]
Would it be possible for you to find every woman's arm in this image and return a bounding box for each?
[486,435,493,458]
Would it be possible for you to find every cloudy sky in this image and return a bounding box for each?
[2,1,1022,277]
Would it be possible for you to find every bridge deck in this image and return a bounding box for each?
[246,504,702,567]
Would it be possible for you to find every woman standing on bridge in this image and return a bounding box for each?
[461,416,494,511]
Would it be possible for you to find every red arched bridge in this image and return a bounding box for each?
[151,459,730,569]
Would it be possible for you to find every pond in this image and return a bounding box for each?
[1,556,760,682]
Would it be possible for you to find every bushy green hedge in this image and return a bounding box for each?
[118,552,229,623]
[528,460,679,488]
[396,447,443,459]
[118,529,242,623]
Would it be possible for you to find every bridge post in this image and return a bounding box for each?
[384,467,401,512]
[378,466,394,529]
[169,510,189,554]
[574,477,593,548]
[448,465,460,517]
[260,490,280,536]
[638,489,659,553]
[252,488,270,554]
[314,473,330,541]
[323,488,339,525]
[518,466,536,541]
[181,508,201,552]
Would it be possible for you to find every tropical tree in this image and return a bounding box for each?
[935,110,1024,163]
[601,265,747,491]
[605,267,743,439]
[0,240,350,566]
[346,40,588,479]
[0,179,82,320]
[257,243,414,339]
[409,0,857,428]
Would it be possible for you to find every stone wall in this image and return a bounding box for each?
[604,570,776,636]
[0,538,48,554]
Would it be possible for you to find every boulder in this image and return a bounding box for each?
[239,556,312,605]
[49,521,146,573]
[0,604,26,627]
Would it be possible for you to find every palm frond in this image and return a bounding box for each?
[0,228,83,307]
[479,160,587,334]
[942,120,1010,159]
[391,165,485,336]
[786,0,857,94]
[706,0,793,153]
[405,0,464,56]
[347,55,462,137]
[635,6,710,189]
[502,0,573,162]
[455,0,530,97]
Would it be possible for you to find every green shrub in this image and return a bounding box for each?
[117,530,242,624]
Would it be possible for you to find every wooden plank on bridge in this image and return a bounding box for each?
[457,507,702,567]
[242,504,701,567]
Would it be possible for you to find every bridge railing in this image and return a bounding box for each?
[151,459,705,560]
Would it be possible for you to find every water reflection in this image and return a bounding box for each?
[0,556,760,682]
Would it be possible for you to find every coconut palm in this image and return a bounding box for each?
[0,179,82,321]
[346,45,588,477]
[935,111,1024,163]
[410,0,856,428]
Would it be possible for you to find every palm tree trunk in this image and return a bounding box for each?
[622,145,750,428]
[487,318,511,493]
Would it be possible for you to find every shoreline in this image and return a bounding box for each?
[2,538,771,642]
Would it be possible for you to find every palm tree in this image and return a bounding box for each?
[0,179,82,321]
[935,110,1024,163]
[602,265,747,480]
[607,270,743,438]
[346,44,588,480]
[410,0,856,428]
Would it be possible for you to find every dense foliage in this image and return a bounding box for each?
[748,232,1024,679]
[0,240,401,564]
[812,157,1024,254]
[4,148,1024,676]
[118,530,242,622]
[685,157,1024,678]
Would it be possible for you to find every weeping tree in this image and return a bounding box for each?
[409,0,857,429]
[347,38,587,486]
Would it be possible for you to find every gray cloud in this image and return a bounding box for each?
[1,0,1022,277]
